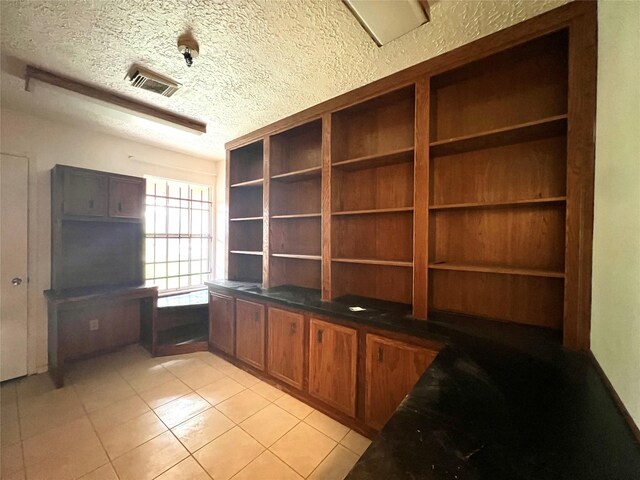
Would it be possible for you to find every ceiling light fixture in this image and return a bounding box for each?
[177,33,200,67]
[343,0,430,46]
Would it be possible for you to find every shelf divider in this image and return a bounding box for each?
[332,258,413,268]
[332,147,414,171]
[271,213,321,219]
[230,178,264,188]
[229,216,263,222]
[430,115,567,157]
[428,262,564,278]
[429,197,566,211]
[271,253,321,261]
[229,250,263,256]
[271,166,322,182]
[332,207,414,216]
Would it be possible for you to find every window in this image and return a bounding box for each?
[145,177,212,292]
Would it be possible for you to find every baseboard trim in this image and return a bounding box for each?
[588,350,640,444]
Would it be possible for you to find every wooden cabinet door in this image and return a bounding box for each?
[267,308,304,390]
[109,177,145,218]
[63,170,108,217]
[308,318,358,417]
[235,299,265,370]
[365,334,437,430]
[209,292,235,355]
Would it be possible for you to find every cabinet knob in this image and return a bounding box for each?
[377,347,384,362]
[290,322,297,335]
[317,329,323,344]
[118,202,122,212]
[89,199,94,208]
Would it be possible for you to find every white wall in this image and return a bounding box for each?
[0,107,221,374]
[591,0,640,426]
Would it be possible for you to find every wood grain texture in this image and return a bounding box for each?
[322,113,332,300]
[331,262,413,305]
[331,86,415,163]
[228,141,263,185]
[563,5,597,349]
[429,269,564,329]
[267,307,305,390]
[308,318,358,417]
[262,136,270,288]
[413,77,429,319]
[270,119,322,176]
[229,220,263,252]
[270,177,321,216]
[432,205,566,271]
[364,334,437,430]
[332,212,413,263]
[235,299,265,371]
[430,32,568,141]
[332,162,414,213]
[270,217,321,256]
[208,291,235,355]
[269,256,321,290]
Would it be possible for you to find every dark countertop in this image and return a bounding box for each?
[44,284,157,304]
[206,280,640,479]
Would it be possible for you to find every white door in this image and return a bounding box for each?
[0,154,29,381]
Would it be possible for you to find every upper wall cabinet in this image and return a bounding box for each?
[109,177,145,219]
[51,165,146,290]
[58,166,145,221]
[62,169,108,217]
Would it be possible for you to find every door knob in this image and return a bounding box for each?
[11,277,23,286]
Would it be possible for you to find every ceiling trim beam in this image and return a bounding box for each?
[24,66,207,134]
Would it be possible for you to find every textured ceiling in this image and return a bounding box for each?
[0,0,571,161]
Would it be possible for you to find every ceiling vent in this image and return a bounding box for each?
[126,65,181,97]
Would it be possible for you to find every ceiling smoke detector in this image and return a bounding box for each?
[126,65,181,97]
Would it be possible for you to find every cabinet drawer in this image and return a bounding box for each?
[235,299,265,370]
[267,307,304,390]
[308,318,357,417]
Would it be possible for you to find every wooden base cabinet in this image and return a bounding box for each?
[235,299,265,370]
[365,334,438,430]
[209,291,235,355]
[267,308,304,389]
[308,319,358,417]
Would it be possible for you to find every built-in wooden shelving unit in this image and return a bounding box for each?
[225,18,597,350]
[227,141,264,283]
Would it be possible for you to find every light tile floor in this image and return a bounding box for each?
[0,345,371,479]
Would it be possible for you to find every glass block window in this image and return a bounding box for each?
[145,177,212,292]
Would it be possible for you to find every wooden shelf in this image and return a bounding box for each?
[430,115,568,157]
[333,258,413,268]
[229,250,263,256]
[271,253,321,261]
[271,213,321,219]
[332,207,414,216]
[429,197,566,211]
[229,216,263,222]
[230,178,263,188]
[271,166,321,182]
[428,262,564,278]
[332,147,414,172]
